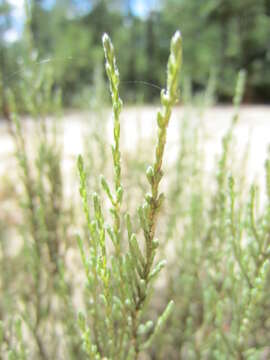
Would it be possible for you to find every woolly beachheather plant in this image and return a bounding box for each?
[1,3,81,358]
[77,31,182,359]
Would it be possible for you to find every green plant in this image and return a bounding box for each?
[147,69,270,360]
[77,30,182,359]
[2,17,270,359]
[0,4,81,358]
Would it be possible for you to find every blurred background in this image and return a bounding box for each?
[1,2,270,358]
[1,0,270,114]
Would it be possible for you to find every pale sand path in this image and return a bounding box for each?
[0,106,269,196]
[0,105,269,294]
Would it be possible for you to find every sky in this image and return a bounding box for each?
[4,0,159,42]
[131,0,159,17]
[4,0,25,42]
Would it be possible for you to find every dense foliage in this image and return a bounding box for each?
[1,26,270,359]
[0,0,270,115]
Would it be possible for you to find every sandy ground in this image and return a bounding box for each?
[0,105,270,195]
[0,105,269,293]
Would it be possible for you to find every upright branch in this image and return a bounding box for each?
[142,30,182,276]
[131,30,182,356]
[102,34,123,246]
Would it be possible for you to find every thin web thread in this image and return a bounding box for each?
[4,56,162,92]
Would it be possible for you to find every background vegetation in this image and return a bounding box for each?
[1,1,270,359]
[1,0,270,114]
